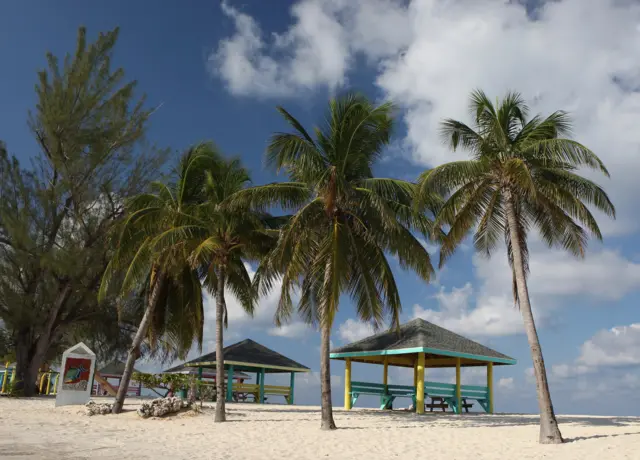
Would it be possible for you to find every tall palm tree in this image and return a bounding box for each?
[416,90,615,444]
[252,94,439,430]
[99,145,216,413]
[186,157,281,422]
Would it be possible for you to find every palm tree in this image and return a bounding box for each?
[252,94,439,430]
[186,157,281,422]
[99,145,216,413]
[416,90,615,444]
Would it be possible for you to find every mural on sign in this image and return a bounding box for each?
[62,357,91,391]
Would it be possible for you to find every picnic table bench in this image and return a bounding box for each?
[423,381,489,413]
[350,381,416,409]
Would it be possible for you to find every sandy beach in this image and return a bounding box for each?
[0,398,638,459]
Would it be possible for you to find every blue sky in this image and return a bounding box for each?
[2,0,640,416]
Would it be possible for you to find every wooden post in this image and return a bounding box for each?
[344,358,352,410]
[487,362,494,414]
[259,368,265,403]
[226,365,234,402]
[455,358,462,415]
[416,352,425,414]
[289,372,295,405]
[383,356,389,388]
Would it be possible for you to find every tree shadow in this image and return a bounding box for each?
[461,414,640,429]
[565,432,640,443]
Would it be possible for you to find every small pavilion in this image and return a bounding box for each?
[181,339,310,404]
[94,360,142,396]
[330,318,516,414]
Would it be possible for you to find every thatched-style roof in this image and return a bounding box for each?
[98,360,141,376]
[182,339,311,373]
[330,318,516,366]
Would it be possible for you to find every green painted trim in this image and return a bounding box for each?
[289,372,295,405]
[226,365,234,402]
[330,347,516,365]
[185,360,311,373]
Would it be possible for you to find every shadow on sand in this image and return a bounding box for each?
[221,406,640,442]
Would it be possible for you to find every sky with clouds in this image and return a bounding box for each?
[1,0,639,415]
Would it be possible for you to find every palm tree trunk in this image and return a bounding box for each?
[188,375,196,406]
[112,273,165,414]
[505,192,563,444]
[319,320,337,430]
[214,267,227,423]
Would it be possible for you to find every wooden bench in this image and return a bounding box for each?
[423,381,490,413]
[350,381,416,409]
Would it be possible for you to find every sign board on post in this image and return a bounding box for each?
[55,342,96,407]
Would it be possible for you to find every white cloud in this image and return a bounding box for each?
[475,248,640,302]
[578,323,640,368]
[412,283,524,337]
[337,318,377,343]
[498,377,514,390]
[211,0,412,97]
[412,246,640,337]
[213,0,640,340]
[548,323,640,382]
[267,322,312,339]
[213,0,640,236]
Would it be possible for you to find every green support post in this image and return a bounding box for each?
[198,367,203,399]
[289,372,295,405]
[259,368,265,404]
[226,365,234,402]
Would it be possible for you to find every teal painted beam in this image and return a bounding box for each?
[289,372,295,405]
[259,368,265,404]
[330,347,517,365]
[226,365,234,402]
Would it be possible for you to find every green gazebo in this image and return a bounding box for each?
[182,339,310,404]
[330,318,516,414]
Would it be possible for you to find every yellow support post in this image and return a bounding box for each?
[39,373,47,394]
[487,362,494,414]
[383,356,388,387]
[455,357,462,415]
[46,373,53,395]
[344,358,352,410]
[416,352,425,414]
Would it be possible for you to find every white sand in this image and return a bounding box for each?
[1,397,639,460]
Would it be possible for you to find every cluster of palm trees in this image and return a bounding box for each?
[101,90,614,444]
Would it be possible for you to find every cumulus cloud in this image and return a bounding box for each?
[337,318,377,343]
[212,0,640,235]
[498,377,515,390]
[548,323,640,385]
[412,282,528,337]
[211,0,412,97]
[412,246,640,337]
[577,323,640,368]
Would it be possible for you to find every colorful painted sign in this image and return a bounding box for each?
[55,342,96,407]
[62,357,92,391]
